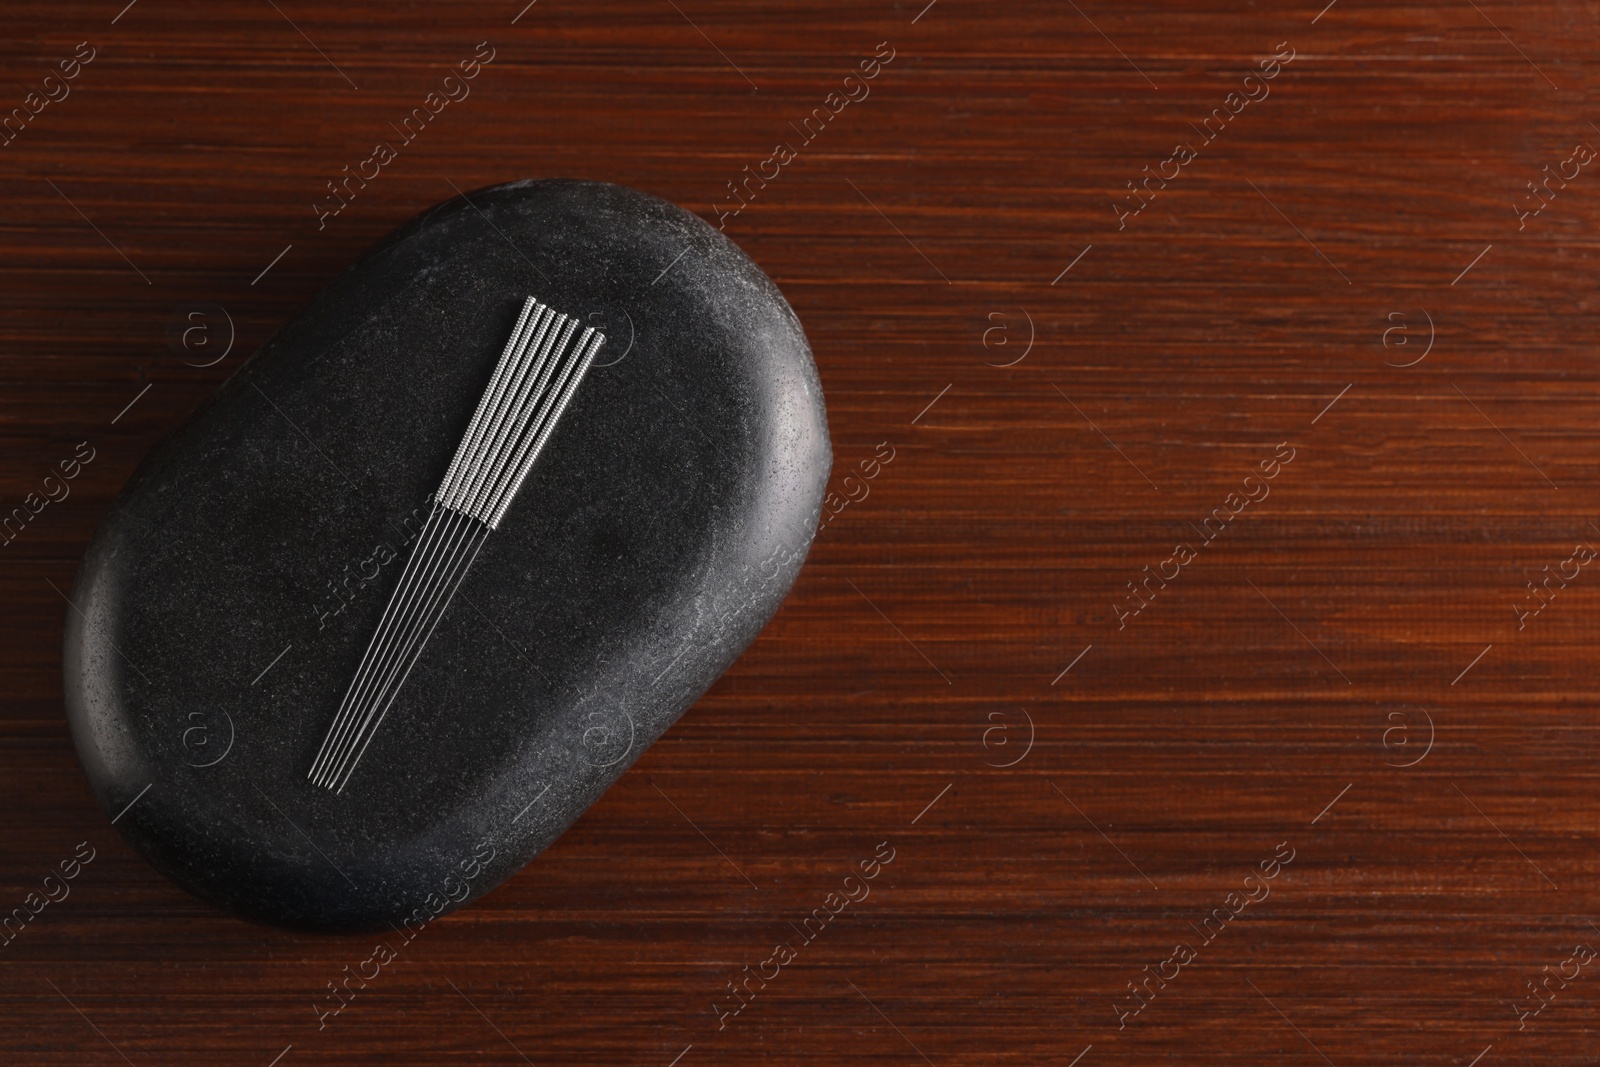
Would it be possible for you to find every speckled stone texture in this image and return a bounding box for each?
[62,179,831,932]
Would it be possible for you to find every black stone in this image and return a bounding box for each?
[63,180,830,931]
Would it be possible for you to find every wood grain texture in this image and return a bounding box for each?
[3,0,1600,1062]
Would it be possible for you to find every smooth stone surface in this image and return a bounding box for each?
[63,179,830,932]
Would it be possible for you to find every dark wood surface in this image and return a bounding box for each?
[4,0,1600,1062]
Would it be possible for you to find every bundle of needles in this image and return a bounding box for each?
[308,296,605,793]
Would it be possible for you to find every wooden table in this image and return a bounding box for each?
[3,0,1597,1062]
